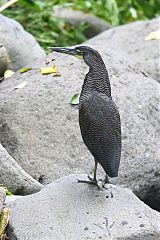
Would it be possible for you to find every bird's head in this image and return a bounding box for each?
[49,46,104,68]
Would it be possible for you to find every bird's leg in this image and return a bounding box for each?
[77,160,99,187]
[102,174,110,189]
[102,175,113,197]
[88,160,98,184]
[104,174,110,184]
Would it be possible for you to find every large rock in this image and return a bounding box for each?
[0,44,12,77]
[54,6,111,38]
[86,17,160,82]
[0,19,159,209]
[7,175,160,240]
[0,14,46,71]
[0,144,43,195]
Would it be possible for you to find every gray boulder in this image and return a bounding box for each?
[0,14,46,71]
[0,19,159,209]
[7,174,160,240]
[54,6,111,38]
[0,144,43,195]
[86,17,160,82]
[0,44,13,77]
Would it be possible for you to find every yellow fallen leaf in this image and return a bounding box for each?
[15,81,27,89]
[0,207,9,239]
[41,65,58,75]
[145,30,160,41]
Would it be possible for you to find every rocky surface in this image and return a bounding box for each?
[0,144,43,195]
[86,17,160,82]
[0,14,46,71]
[5,195,23,205]
[7,175,160,240]
[0,188,5,214]
[0,44,12,77]
[0,18,159,209]
[54,6,111,38]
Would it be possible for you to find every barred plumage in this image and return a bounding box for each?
[79,91,121,177]
[50,45,121,185]
[77,46,121,179]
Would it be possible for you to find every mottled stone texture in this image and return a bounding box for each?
[0,18,159,208]
[0,144,43,195]
[0,14,45,71]
[8,175,160,240]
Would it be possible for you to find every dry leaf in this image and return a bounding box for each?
[4,70,15,79]
[0,208,10,239]
[0,77,4,82]
[15,81,27,89]
[41,66,58,75]
[53,73,61,77]
[145,30,160,40]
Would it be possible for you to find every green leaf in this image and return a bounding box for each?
[19,0,38,8]
[0,186,13,196]
[19,67,32,73]
[4,70,15,79]
[129,7,137,18]
[70,93,80,105]
[85,1,92,8]
[6,190,13,196]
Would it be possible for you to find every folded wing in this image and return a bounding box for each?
[79,92,121,177]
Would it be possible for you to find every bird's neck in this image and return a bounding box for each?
[81,65,111,97]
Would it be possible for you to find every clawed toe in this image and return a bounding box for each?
[77,176,100,189]
[87,175,97,184]
[77,173,110,190]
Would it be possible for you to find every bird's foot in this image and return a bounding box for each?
[100,176,113,197]
[77,176,100,189]
[101,175,110,189]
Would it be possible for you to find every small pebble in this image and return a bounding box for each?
[140,224,145,227]
[122,221,128,226]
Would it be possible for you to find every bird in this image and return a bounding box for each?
[49,46,121,187]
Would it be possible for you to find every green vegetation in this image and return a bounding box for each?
[68,0,160,25]
[0,185,13,196]
[1,0,160,51]
[3,0,87,52]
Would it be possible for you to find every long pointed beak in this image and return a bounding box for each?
[48,47,78,56]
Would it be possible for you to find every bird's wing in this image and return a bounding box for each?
[79,92,121,177]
